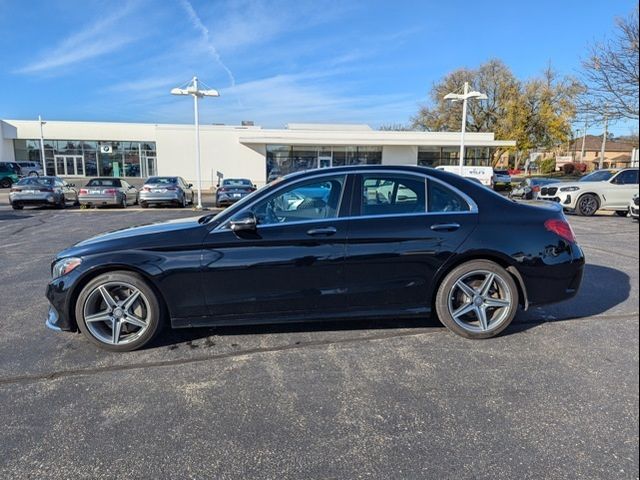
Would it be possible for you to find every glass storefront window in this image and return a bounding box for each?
[418,146,492,167]
[12,139,156,177]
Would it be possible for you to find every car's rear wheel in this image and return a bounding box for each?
[615,210,628,217]
[75,271,163,351]
[11,203,23,210]
[435,260,519,339]
[120,195,127,208]
[29,171,38,177]
[55,195,66,209]
[576,193,599,216]
[1,178,12,188]
[140,201,148,208]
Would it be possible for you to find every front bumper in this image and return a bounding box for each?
[630,204,639,218]
[45,270,83,332]
[216,193,249,205]
[538,192,576,209]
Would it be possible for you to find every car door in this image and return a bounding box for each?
[606,170,639,207]
[342,172,478,313]
[200,174,351,319]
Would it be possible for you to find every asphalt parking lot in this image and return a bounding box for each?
[0,203,638,479]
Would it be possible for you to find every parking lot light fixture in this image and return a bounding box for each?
[171,76,220,210]
[444,82,487,175]
[38,115,47,176]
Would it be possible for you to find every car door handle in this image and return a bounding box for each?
[430,223,461,232]
[307,226,337,236]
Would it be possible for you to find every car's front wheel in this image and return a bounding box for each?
[576,193,599,216]
[75,271,163,351]
[435,260,519,339]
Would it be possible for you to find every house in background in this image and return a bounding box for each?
[568,134,636,170]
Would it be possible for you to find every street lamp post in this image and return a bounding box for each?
[171,76,220,209]
[38,115,47,175]
[444,82,487,175]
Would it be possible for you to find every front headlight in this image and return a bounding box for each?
[52,257,82,279]
[560,186,580,192]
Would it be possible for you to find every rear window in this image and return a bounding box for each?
[147,177,177,185]
[359,174,426,216]
[223,179,252,186]
[86,179,121,187]
[17,177,54,186]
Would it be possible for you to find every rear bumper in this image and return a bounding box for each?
[79,194,120,206]
[139,192,181,203]
[10,193,58,206]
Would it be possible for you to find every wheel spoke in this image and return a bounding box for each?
[122,290,141,313]
[112,319,122,344]
[99,286,117,308]
[85,311,111,323]
[124,314,146,328]
[484,297,510,308]
[452,302,475,320]
[479,273,495,297]
[475,305,489,331]
[455,279,477,299]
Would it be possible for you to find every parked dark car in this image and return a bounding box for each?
[78,178,138,208]
[9,176,79,209]
[510,178,556,200]
[139,176,194,208]
[215,178,256,207]
[0,164,20,188]
[45,165,585,351]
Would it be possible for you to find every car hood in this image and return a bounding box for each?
[57,216,205,259]
[545,181,582,189]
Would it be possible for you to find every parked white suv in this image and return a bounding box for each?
[16,161,44,176]
[537,168,639,216]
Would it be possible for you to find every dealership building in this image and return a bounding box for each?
[0,119,515,188]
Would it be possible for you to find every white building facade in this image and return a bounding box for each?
[1,119,515,188]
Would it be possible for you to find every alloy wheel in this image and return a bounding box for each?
[82,281,151,345]
[447,270,513,333]
[578,195,598,216]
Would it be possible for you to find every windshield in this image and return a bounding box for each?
[579,170,614,182]
[146,177,177,185]
[222,179,252,187]
[17,177,54,186]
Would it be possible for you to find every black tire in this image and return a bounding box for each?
[190,193,195,205]
[11,203,23,210]
[576,193,599,216]
[140,201,148,209]
[615,210,628,217]
[75,271,164,352]
[0,178,12,189]
[29,171,39,177]
[435,260,519,339]
[55,195,66,209]
[121,195,127,209]
[181,194,188,208]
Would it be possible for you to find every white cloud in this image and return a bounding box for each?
[178,0,236,86]
[15,2,141,75]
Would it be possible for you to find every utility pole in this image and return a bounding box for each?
[598,114,608,170]
[580,119,588,161]
[38,115,47,175]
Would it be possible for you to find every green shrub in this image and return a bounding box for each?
[540,157,556,174]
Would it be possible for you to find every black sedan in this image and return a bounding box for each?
[45,166,584,351]
[215,178,256,207]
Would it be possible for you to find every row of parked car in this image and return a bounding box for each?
[508,168,639,219]
[6,174,257,210]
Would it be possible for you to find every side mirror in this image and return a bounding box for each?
[230,211,257,232]
[188,183,193,188]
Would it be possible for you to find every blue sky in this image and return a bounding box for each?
[0,0,637,135]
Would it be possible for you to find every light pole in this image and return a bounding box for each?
[38,115,47,175]
[444,82,487,175]
[171,76,219,209]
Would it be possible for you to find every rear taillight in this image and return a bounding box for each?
[545,219,576,243]
[142,186,150,192]
[10,187,19,192]
[104,189,118,195]
[79,188,88,194]
[218,187,227,192]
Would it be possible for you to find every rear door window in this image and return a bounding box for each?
[358,174,426,216]
[428,180,471,213]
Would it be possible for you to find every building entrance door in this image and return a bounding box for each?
[54,155,85,176]
[318,152,332,168]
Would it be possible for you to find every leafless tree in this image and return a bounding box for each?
[580,6,639,120]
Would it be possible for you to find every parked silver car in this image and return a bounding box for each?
[9,176,79,210]
[138,176,194,208]
[78,178,138,208]
[16,161,44,176]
